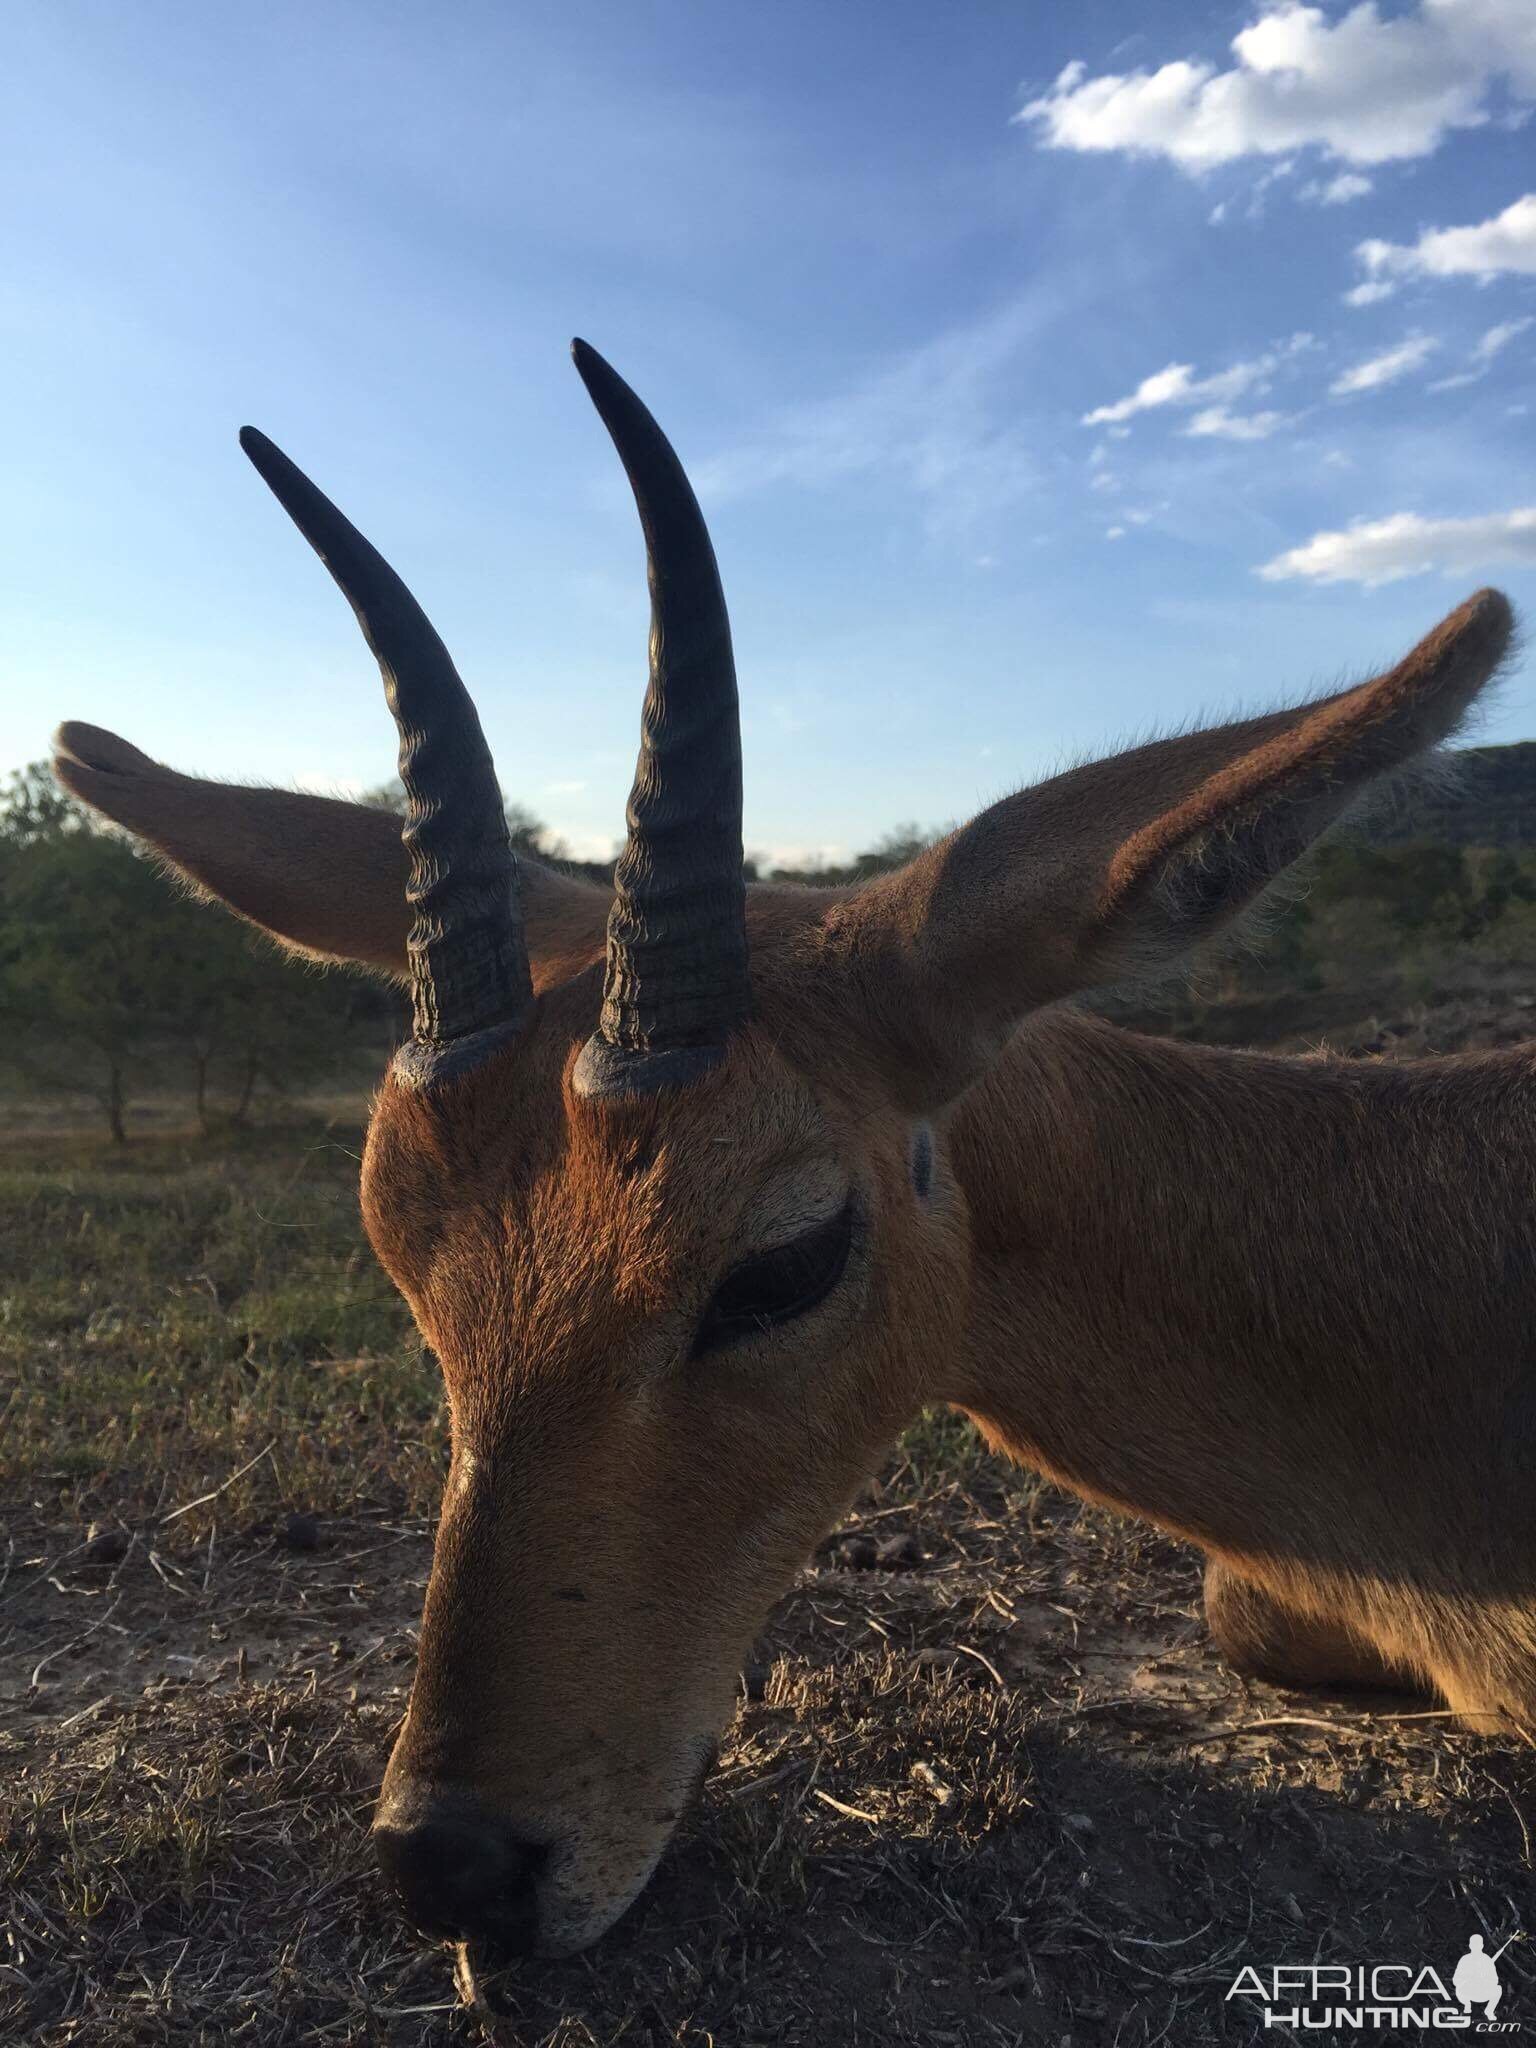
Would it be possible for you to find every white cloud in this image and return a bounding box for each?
[1428,315,1533,389]
[1355,191,1536,283]
[1473,314,1534,360]
[1241,157,1300,220]
[1329,333,1438,394]
[1300,171,1375,203]
[1017,2,1536,172]
[1344,279,1398,306]
[1084,361,1201,424]
[1082,333,1312,425]
[1105,525,1127,539]
[1184,405,1288,439]
[1257,505,1536,585]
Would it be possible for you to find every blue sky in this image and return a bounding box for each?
[4,1,1534,865]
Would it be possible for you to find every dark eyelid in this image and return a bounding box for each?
[690,1196,856,1358]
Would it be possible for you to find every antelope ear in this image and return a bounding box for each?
[808,588,1514,1108]
[51,723,607,983]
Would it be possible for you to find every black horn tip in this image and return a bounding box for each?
[569,340,650,433]
[238,425,310,508]
[238,424,281,470]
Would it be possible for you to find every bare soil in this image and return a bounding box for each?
[4,1458,1531,2046]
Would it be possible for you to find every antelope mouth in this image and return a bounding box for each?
[371,1794,552,1953]
[374,1731,724,1960]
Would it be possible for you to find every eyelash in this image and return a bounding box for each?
[690,1198,856,1358]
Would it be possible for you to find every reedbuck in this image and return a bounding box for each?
[55,343,1530,1959]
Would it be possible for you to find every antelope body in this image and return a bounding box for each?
[54,343,1530,1960]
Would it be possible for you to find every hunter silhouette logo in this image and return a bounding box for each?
[1227,1931,1522,2031]
[1456,1937,1511,2024]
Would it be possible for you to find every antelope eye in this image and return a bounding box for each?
[691,1198,856,1357]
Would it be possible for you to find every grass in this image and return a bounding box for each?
[2,1116,443,1534]
[2,1109,1534,2044]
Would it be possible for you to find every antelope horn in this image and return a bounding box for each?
[569,341,751,1099]
[239,427,533,1087]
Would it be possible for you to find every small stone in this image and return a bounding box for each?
[1062,1812,1096,1837]
[280,1511,321,1552]
[876,1532,924,1570]
[913,1647,965,1676]
[985,1965,1033,1995]
[81,1523,129,1567]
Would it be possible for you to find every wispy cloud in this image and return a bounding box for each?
[1211,157,1301,226]
[1184,405,1288,440]
[1300,170,1374,205]
[1354,191,1536,295]
[1428,315,1534,389]
[1081,333,1312,426]
[1016,2,1536,172]
[1257,506,1536,586]
[695,290,1065,537]
[1474,316,1535,362]
[1329,333,1438,395]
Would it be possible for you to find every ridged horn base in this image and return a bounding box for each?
[570,1035,728,1099]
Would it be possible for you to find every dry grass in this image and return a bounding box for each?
[3,1117,1533,2045]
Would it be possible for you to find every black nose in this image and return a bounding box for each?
[374,1809,548,1947]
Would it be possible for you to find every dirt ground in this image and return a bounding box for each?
[4,1454,1532,2046]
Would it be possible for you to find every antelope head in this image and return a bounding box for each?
[54,343,1513,1955]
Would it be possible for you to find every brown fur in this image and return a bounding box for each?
[52,585,1531,1952]
[946,1012,1536,1726]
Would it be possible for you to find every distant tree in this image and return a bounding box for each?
[163,905,371,1134]
[361,778,563,857]
[0,762,387,1140]
[853,823,938,876]
[0,825,184,1140]
[767,821,941,887]
[0,761,83,850]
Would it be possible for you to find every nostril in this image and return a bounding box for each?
[374,1811,548,1945]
